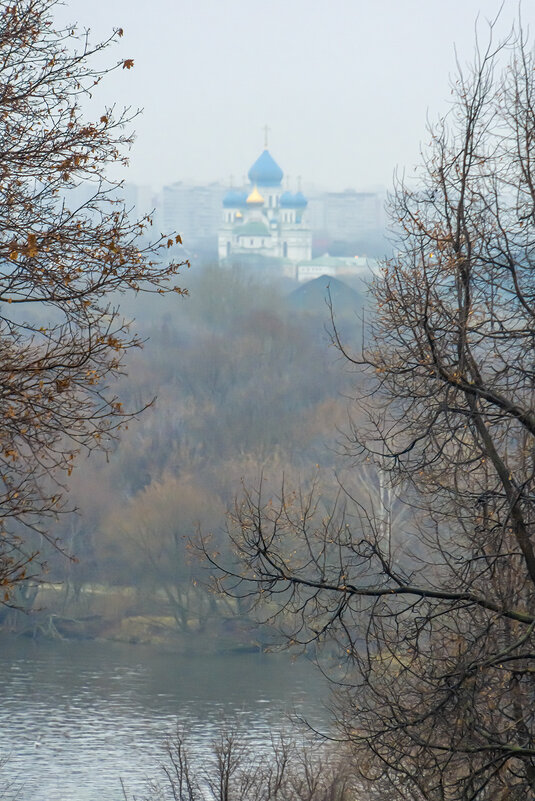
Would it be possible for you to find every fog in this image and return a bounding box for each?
[54,0,534,192]
[2,2,535,795]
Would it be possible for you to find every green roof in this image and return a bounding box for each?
[234,221,271,238]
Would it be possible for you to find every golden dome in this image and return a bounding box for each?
[235,210,243,219]
[246,185,264,205]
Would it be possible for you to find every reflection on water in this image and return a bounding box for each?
[0,637,327,801]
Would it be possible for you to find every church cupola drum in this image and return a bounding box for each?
[218,144,312,266]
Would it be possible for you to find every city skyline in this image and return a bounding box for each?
[53,0,535,193]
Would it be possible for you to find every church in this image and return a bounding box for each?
[218,147,312,264]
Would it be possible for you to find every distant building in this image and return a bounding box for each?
[218,149,312,265]
[295,254,375,282]
[308,190,384,243]
[122,183,156,221]
[159,182,227,246]
[326,190,382,240]
[60,181,158,238]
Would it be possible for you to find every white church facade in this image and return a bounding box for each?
[218,149,312,264]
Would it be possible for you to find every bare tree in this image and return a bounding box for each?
[0,1,186,595]
[140,726,355,801]
[202,20,535,801]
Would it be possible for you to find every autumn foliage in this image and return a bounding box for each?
[0,1,186,596]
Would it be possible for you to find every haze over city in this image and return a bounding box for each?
[56,0,535,192]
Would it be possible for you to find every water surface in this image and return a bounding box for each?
[0,637,327,801]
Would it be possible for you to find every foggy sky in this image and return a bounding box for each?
[55,0,535,193]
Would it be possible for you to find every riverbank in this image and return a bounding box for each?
[0,582,276,655]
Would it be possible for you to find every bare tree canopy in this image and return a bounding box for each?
[0,0,186,595]
[205,22,535,801]
[140,726,354,801]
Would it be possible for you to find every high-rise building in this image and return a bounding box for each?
[159,182,227,246]
[319,190,383,241]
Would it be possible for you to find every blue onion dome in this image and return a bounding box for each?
[279,191,295,207]
[223,189,249,207]
[223,189,240,207]
[293,191,308,208]
[248,149,283,187]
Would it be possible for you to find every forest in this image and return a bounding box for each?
[1,264,369,649]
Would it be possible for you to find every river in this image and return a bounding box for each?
[0,636,328,801]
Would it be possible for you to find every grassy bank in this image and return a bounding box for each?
[0,582,273,655]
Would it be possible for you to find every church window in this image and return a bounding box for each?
[283,242,288,257]
[250,239,254,245]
